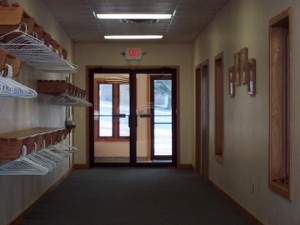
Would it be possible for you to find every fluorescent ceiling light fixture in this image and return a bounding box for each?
[105,35,163,40]
[97,13,172,19]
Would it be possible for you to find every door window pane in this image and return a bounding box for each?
[154,80,172,110]
[154,123,172,156]
[97,83,130,139]
[153,78,172,157]
[119,83,130,136]
[99,84,113,137]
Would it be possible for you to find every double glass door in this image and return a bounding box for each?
[90,68,176,166]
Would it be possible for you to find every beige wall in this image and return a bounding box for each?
[193,0,300,224]
[0,1,74,224]
[73,43,193,165]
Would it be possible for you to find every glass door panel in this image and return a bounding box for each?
[90,68,176,167]
[99,84,113,137]
[119,83,130,137]
[152,77,172,161]
[135,74,151,163]
[136,74,173,163]
[93,74,130,164]
[153,123,172,156]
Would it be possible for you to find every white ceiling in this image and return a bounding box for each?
[41,0,230,43]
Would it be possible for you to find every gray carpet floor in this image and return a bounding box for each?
[20,168,255,225]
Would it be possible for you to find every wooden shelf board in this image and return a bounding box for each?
[0,127,64,140]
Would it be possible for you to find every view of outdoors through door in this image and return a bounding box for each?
[93,74,130,163]
[91,69,175,166]
[136,74,173,163]
[151,75,173,160]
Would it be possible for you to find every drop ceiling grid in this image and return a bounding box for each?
[41,0,230,43]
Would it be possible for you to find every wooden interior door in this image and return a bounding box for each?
[195,60,209,179]
[195,66,201,173]
[201,61,209,180]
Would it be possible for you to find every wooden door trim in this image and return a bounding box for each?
[195,59,209,178]
[85,66,179,168]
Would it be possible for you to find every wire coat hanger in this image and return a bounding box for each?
[0,64,37,98]
[0,145,49,175]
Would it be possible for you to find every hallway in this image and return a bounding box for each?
[20,168,255,225]
[1,1,300,225]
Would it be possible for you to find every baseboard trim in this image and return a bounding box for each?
[178,164,194,169]
[74,164,89,169]
[75,164,191,169]
[9,170,71,225]
[208,179,265,225]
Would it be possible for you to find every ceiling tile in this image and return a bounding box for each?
[41,0,230,43]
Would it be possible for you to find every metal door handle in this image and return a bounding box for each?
[114,114,126,118]
[139,114,151,118]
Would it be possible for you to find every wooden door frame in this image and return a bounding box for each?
[195,59,209,179]
[201,59,209,180]
[195,65,201,173]
[150,74,174,161]
[85,66,180,168]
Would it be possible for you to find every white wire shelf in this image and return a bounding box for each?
[0,25,78,73]
[49,93,92,107]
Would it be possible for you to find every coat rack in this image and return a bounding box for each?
[0,48,37,98]
[0,127,77,175]
[38,80,92,107]
[0,1,77,73]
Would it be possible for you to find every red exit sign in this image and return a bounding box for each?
[125,48,142,60]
